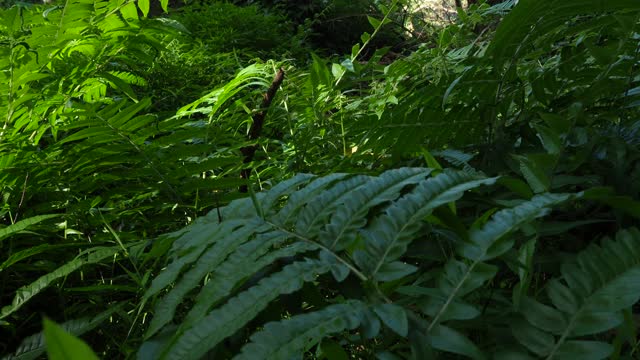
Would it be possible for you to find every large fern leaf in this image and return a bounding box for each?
[0,246,120,319]
[142,167,499,359]
[161,259,331,360]
[512,228,640,359]
[426,193,577,331]
[355,170,498,281]
[235,301,368,360]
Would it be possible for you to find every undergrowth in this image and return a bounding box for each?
[1,0,639,359]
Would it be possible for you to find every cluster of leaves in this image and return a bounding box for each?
[0,0,296,357]
[1,0,640,359]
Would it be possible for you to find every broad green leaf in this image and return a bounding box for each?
[351,44,360,59]
[1,247,119,319]
[427,324,484,359]
[331,63,346,80]
[374,261,417,282]
[0,215,60,243]
[7,306,122,360]
[367,16,381,29]
[138,0,150,17]
[319,339,348,360]
[119,2,139,21]
[373,304,408,337]
[571,311,623,337]
[546,279,579,314]
[511,318,554,356]
[43,318,99,360]
[0,244,72,272]
[341,59,355,73]
[235,301,365,360]
[520,296,567,334]
[532,123,562,154]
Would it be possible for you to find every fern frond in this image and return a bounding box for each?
[432,149,480,175]
[182,237,316,327]
[142,169,579,359]
[272,173,349,225]
[2,304,123,360]
[235,301,368,360]
[0,246,119,319]
[145,218,269,337]
[356,170,498,280]
[460,193,575,262]
[428,193,576,330]
[295,175,369,235]
[319,167,432,251]
[163,259,331,360]
[513,228,640,359]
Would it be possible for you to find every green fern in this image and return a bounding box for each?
[235,300,369,360]
[0,246,120,319]
[141,167,500,358]
[511,228,640,359]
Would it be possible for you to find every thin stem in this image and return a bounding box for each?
[266,220,369,282]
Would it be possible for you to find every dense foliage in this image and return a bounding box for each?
[1,0,639,359]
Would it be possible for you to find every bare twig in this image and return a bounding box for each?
[240,67,286,192]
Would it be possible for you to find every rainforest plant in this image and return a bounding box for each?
[1,0,640,358]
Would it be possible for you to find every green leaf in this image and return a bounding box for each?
[161,0,169,12]
[341,59,355,73]
[513,154,552,193]
[351,44,361,59]
[553,341,613,360]
[439,260,497,298]
[427,324,485,359]
[319,340,349,360]
[310,53,332,89]
[442,70,469,109]
[361,32,371,44]
[367,16,381,29]
[119,2,139,21]
[331,63,346,80]
[357,170,497,278]
[0,244,70,272]
[7,306,122,360]
[162,260,331,359]
[571,311,623,337]
[138,0,150,17]
[235,301,365,360]
[532,123,562,155]
[1,247,119,319]
[511,318,555,356]
[374,261,418,282]
[546,279,579,314]
[0,214,60,243]
[373,304,408,337]
[459,193,574,261]
[520,296,567,334]
[43,318,99,360]
[100,72,139,102]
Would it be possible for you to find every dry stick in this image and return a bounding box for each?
[240,67,286,193]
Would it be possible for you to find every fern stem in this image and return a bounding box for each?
[544,307,581,359]
[335,0,399,86]
[427,260,477,332]
[266,221,369,281]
